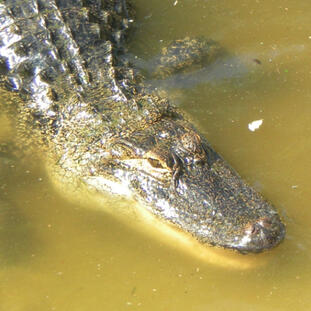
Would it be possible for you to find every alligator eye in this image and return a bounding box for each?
[147,158,165,169]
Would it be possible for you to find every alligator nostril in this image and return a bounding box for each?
[251,224,259,235]
[245,222,261,236]
[241,215,286,253]
[245,217,274,238]
[246,216,278,236]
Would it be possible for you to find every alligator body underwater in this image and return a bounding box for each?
[0,0,285,253]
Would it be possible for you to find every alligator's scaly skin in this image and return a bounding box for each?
[0,0,285,253]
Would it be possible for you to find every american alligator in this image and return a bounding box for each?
[0,0,285,253]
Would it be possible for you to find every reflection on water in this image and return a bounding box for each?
[1,0,311,310]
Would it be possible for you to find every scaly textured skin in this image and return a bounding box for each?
[0,0,285,253]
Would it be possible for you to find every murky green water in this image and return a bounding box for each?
[1,0,311,310]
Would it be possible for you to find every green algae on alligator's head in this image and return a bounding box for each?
[0,0,285,254]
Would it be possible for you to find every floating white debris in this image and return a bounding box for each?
[248,119,263,132]
[173,0,178,6]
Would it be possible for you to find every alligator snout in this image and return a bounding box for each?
[240,215,286,253]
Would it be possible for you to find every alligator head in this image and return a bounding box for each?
[83,114,285,254]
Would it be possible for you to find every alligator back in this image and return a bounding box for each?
[0,0,130,114]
